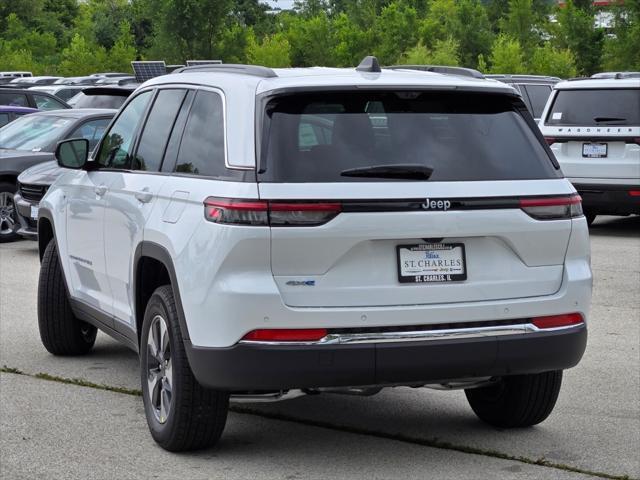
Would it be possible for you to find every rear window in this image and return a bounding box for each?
[522,85,552,119]
[546,88,640,126]
[259,91,559,183]
[73,93,128,109]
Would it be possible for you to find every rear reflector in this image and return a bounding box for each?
[629,191,640,197]
[242,329,328,342]
[520,194,583,220]
[532,313,583,329]
[204,197,341,226]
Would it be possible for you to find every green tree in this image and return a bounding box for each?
[554,0,603,75]
[499,0,540,56]
[215,22,250,63]
[247,32,291,67]
[332,12,374,67]
[58,33,108,76]
[488,34,526,73]
[529,44,577,77]
[400,38,460,66]
[420,0,461,48]
[107,21,138,70]
[284,12,335,66]
[456,0,493,68]
[372,1,418,65]
[601,3,640,70]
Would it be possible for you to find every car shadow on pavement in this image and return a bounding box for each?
[589,215,639,238]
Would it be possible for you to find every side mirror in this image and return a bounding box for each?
[55,138,89,169]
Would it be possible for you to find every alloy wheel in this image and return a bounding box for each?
[0,191,17,236]
[146,314,173,424]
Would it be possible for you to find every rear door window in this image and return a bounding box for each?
[68,118,111,150]
[133,89,187,172]
[259,91,559,183]
[546,89,640,126]
[522,85,552,119]
[173,90,226,177]
[33,94,68,110]
[0,92,28,107]
[95,91,152,169]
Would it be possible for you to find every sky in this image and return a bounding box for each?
[265,0,295,10]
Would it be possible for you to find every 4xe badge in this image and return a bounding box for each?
[421,198,451,211]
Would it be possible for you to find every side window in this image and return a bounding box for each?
[523,85,552,119]
[0,92,28,107]
[174,90,225,176]
[0,113,9,127]
[133,89,187,172]
[33,94,67,110]
[96,91,152,169]
[68,118,111,150]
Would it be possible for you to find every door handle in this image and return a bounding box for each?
[94,185,107,197]
[135,188,153,204]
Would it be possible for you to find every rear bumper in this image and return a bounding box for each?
[13,192,38,240]
[185,324,587,391]
[572,183,640,215]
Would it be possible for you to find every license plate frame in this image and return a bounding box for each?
[30,205,39,220]
[396,243,467,284]
[582,142,608,158]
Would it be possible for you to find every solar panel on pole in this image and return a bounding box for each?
[131,61,167,83]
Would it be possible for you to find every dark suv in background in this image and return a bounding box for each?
[486,75,560,122]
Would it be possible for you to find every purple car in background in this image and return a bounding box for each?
[0,105,38,127]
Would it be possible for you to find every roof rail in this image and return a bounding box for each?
[386,65,484,79]
[486,74,561,81]
[174,64,277,78]
[591,71,640,79]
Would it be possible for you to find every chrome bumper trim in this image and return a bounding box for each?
[238,322,584,346]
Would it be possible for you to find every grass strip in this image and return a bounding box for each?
[1,366,633,480]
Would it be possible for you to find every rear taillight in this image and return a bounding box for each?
[204,197,341,226]
[544,137,556,146]
[532,313,583,329]
[204,198,269,226]
[629,190,640,197]
[270,202,341,226]
[242,328,328,342]
[520,194,583,220]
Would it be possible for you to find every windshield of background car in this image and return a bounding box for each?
[0,114,72,151]
[546,88,640,126]
[73,93,128,109]
[259,90,559,182]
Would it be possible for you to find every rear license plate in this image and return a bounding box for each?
[582,143,607,158]
[30,205,39,220]
[397,243,467,283]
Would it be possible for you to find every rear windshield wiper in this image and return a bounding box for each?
[340,164,434,180]
[593,116,627,123]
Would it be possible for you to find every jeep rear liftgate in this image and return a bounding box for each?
[255,90,575,308]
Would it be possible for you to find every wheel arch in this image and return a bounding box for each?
[134,242,191,347]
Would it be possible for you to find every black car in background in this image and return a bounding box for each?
[0,87,71,111]
[68,85,137,108]
[0,108,115,242]
[485,75,560,122]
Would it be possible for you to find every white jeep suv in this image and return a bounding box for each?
[539,75,640,224]
[37,58,591,452]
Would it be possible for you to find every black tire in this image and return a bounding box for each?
[37,239,97,355]
[0,182,20,243]
[465,371,563,428]
[140,285,229,452]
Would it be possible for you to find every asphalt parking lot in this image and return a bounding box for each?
[1,215,638,480]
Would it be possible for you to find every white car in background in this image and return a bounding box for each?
[539,75,640,224]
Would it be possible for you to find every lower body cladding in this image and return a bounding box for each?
[185,322,587,392]
[12,191,39,239]
[573,182,640,216]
